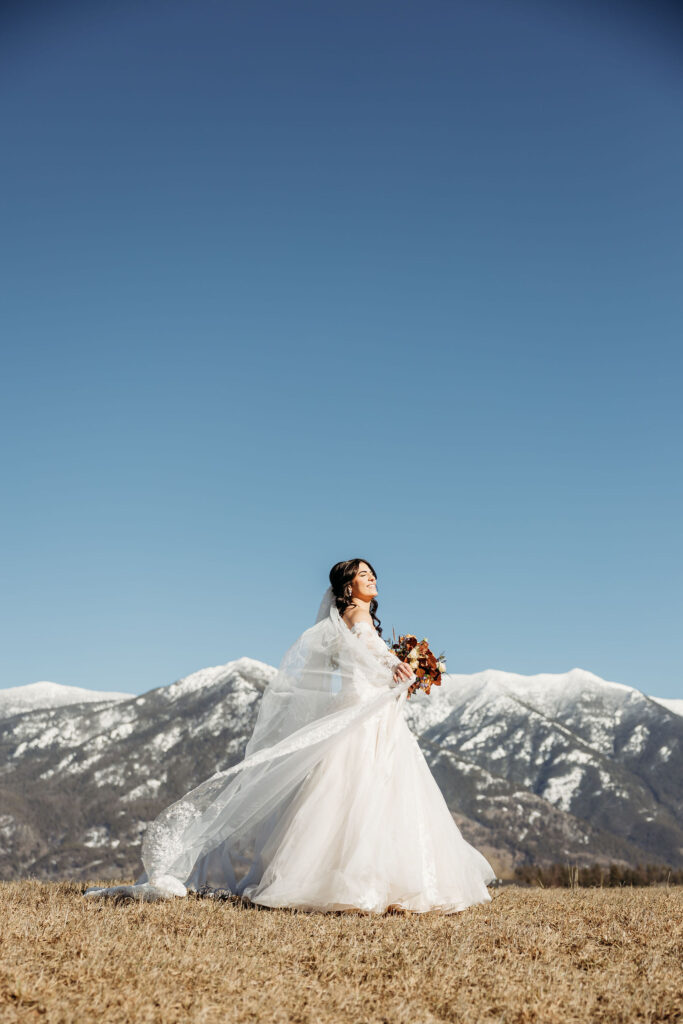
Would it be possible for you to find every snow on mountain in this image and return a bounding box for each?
[0,682,130,721]
[403,666,683,868]
[0,657,275,881]
[405,666,680,757]
[163,657,274,702]
[0,659,681,882]
[649,696,683,718]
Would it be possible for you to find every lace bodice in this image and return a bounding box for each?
[349,621,402,673]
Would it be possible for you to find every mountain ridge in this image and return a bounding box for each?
[2,665,679,717]
[0,662,681,882]
[0,682,131,720]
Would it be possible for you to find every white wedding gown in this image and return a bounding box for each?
[235,621,496,913]
[232,618,493,917]
[85,614,496,914]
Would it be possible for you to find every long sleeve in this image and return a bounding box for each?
[349,621,403,674]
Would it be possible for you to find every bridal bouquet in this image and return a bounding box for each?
[390,630,446,698]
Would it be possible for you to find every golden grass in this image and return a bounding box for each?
[1,881,681,1023]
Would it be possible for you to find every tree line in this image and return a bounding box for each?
[513,861,683,887]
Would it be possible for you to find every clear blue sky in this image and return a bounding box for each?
[1,0,681,699]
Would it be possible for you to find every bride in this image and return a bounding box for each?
[85,558,496,914]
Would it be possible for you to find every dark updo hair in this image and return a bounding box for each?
[328,558,383,636]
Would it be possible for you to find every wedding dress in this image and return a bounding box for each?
[84,587,496,913]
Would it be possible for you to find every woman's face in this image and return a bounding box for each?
[351,562,377,602]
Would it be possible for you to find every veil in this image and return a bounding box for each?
[314,584,335,623]
[131,585,415,897]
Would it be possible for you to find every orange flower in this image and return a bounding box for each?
[388,633,446,700]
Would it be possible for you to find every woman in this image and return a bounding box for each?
[85,558,496,913]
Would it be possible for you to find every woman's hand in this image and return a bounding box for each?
[392,661,414,685]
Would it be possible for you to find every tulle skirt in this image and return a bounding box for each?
[187,692,496,914]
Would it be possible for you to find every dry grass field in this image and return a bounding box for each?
[0,880,681,1023]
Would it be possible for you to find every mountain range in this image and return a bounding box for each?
[0,663,681,882]
[0,681,130,719]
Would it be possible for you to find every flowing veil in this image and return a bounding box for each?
[314,583,335,624]
[124,585,415,898]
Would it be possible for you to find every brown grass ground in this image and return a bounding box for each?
[0,881,681,1023]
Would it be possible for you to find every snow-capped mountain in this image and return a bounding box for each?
[0,661,681,882]
[0,682,130,720]
[404,667,683,874]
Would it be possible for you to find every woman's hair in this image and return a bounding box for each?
[328,558,383,636]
